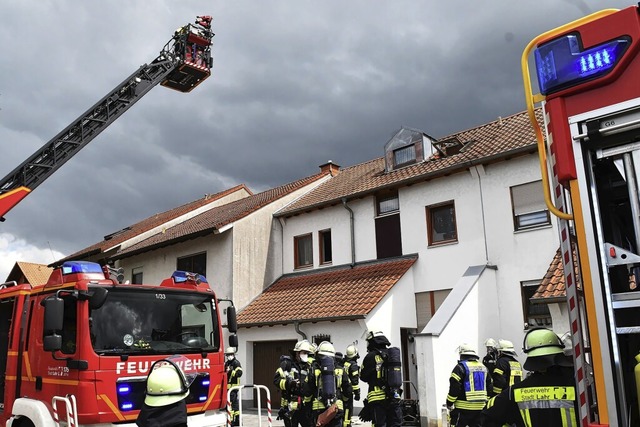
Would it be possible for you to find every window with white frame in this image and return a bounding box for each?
[511,180,550,231]
[294,233,313,269]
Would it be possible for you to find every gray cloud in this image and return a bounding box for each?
[0,0,632,277]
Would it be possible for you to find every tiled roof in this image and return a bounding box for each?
[65,185,252,261]
[277,109,542,216]
[532,243,581,302]
[237,255,418,327]
[5,262,53,285]
[112,172,328,259]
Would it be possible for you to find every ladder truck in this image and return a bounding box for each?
[522,4,640,427]
[0,15,215,221]
[0,260,238,427]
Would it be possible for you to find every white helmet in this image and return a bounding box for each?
[294,340,313,353]
[317,341,336,357]
[346,344,359,359]
[457,343,478,356]
[484,338,497,348]
[497,339,517,355]
[225,347,236,355]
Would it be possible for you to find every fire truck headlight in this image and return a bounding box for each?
[534,34,630,95]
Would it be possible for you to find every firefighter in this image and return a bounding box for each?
[307,341,352,427]
[481,328,578,427]
[360,331,402,427]
[491,339,522,397]
[446,344,490,427]
[294,339,315,427]
[136,357,192,427]
[482,338,498,376]
[225,347,243,426]
[342,344,361,427]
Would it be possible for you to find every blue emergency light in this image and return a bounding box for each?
[171,270,208,284]
[61,261,104,275]
[534,34,629,95]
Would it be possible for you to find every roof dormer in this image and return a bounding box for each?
[384,127,437,172]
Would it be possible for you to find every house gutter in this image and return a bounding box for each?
[294,321,307,340]
[342,198,356,267]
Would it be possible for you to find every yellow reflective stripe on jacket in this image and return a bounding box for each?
[366,354,387,403]
[453,400,487,411]
[514,386,577,427]
[508,361,522,386]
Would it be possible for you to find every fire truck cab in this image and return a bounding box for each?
[523,5,640,427]
[0,261,236,426]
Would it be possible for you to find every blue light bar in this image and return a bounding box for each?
[61,261,104,275]
[534,34,629,95]
[202,379,210,386]
[171,270,208,284]
[121,402,133,410]
[117,385,131,394]
[199,395,208,401]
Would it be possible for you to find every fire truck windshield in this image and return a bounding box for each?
[89,287,219,355]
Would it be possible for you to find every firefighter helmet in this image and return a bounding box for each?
[317,341,335,357]
[310,342,318,354]
[522,328,570,371]
[225,347,236,355]
[522,328,564,357]
[144,359,191,407]
[497,339,517,355]
[457,343,478,357]
[346,344,358,359]
[484,338,497,349]
[366,330,387,341]
[294,340,313,353]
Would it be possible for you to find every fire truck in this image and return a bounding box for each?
[522,4,640,427]
[0,15,215,221]
[0,260,238,426]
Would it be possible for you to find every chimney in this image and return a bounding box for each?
[319,160,340,176]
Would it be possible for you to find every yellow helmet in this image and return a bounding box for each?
[497,339,517,355]
[523,328,564,357]
[144,360,190,407]
[294,340,313,353]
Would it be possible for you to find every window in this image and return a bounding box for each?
[177,252,207,277]
[393,144,417,167]
[377,191,399,216]
[132,267,143,284]
[294,233,313,269]
[375,191,402,259]
[511,181,550,231]
[426,201,457,245]
[521,280,552,329]
[319,229,332,265]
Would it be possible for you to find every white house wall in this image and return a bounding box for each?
[116,231,235,301]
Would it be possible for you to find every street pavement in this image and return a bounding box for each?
[238,408,372,427]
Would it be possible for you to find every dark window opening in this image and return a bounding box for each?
[426,201,458,245]
[521,281,552,329]
[177,252,207,277]
[319,229,332,265]
[132,267,143,284]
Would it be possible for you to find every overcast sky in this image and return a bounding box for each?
[0,1,633,280]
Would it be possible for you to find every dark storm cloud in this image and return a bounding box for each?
[0,0,633,279]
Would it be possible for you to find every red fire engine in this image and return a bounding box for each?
[0,15,215,221]
[523,5,640,427]
[0,261,238,426]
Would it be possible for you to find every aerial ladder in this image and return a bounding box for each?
[0,15,214,221]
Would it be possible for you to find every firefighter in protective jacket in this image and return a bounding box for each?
[342,344,361,427]
[446,343,490,427]
[307,341,352,427]
[481,328,578,427]
[360,331,402,427]
[490,339,522,397]
[225,347,243,426]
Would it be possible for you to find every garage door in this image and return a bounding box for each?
[252,340,297,408]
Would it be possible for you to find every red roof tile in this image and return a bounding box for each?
[532,243,581,302]
[64,185,252,261]
[277,109,542,216]
[5,262,53,285]
[237,255,418,326]
[112,172,328,259]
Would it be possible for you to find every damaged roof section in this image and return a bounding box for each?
[237,255,418,327]
[277,109,543,218]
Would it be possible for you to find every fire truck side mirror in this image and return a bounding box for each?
[227,306,237,333]
[43,297,64,352]
[229,334,238,349]
[88,287,108,309]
